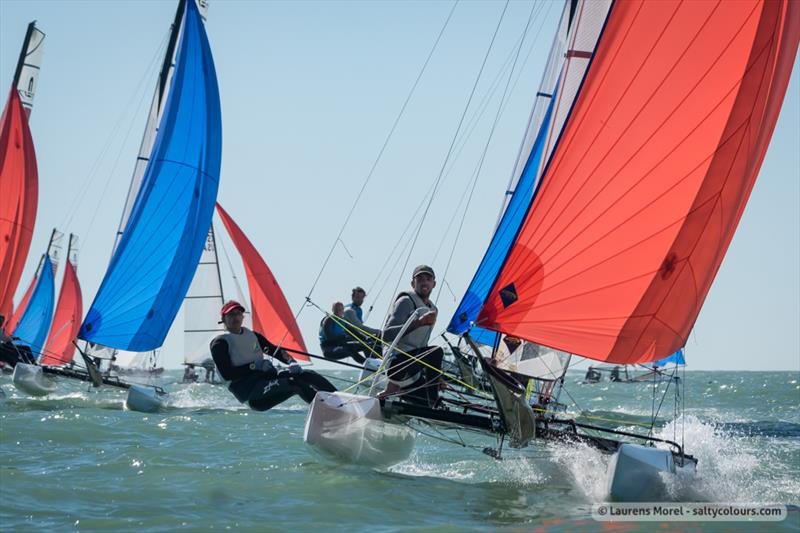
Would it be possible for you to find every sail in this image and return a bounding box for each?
[215,204,309,360]
[41,235,82,366]
[652,349,685,368]
[79,0,222,351]
[0,90,39,320]
[13,21,46,116]
[0,22,44,321]
[449,0,611,344]
[12,254,55,354]
[494,340,571,381]
[478,0,800,364]
[183,225,225,364]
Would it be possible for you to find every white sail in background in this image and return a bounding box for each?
[494,339,570,381]
[183,225,225,365]
[13,21,45,115]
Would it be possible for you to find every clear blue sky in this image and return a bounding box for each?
[1,1,797,370]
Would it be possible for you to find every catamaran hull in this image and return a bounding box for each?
[12,362,57,396]
[606,443,696,501]
[304,391,416,468]
[125,384,167,413]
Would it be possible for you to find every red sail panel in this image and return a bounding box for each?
[478,0,799,364]
[215,203,308,360]
[41,260,82,366]
[6,272,35,334]
[0,88,38,320]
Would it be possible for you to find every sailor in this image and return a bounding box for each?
[183,364,198,383]
[380,265,444,407]
[319,302,366,364]
[343,287,383,357]
[211,300,336,411]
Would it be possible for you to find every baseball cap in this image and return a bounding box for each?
[412,265,435,278]
[220,300,245,320]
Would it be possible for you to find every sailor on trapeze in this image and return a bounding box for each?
[211,300,336,411]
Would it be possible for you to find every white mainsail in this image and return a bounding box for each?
[183,225,225,365]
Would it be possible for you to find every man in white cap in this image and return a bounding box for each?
[211,300,336,411]
[380,265,444,407]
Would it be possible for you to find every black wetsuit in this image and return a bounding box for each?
[211,330,336,411]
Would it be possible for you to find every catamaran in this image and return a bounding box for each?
[304,0,799,502]
[75,0,221,413]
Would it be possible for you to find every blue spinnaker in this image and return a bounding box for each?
[13,254,55,355]
[79,0,222,351]
[448,86,556,343]
[652,349,685,367]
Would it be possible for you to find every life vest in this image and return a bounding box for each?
[392,291,437,356]
[219,328,264,367]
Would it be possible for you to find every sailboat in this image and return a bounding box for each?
[305,0,799,502]
[76,0,221,413]
[9,229,62,395]
[0,20,44,323]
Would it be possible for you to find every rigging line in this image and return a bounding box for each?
[435,0,537,306]
[368,1,551,301]
[81,59,163,247]
[388,0,511,327]
[60,30,170,232]
[297,0,459,310]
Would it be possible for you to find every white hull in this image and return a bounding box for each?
[125,384,167,413]
[12,363,57,396]
[304,391,416,468]
[606,443,697,501]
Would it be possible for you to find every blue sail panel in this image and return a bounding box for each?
[448,87,556,340]
[13,255,55,355]
[79,0,222,351]
[652,349,685,367]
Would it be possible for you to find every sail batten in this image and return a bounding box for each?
[477,0,799,364]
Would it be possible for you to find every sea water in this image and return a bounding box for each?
[1,370,798,532]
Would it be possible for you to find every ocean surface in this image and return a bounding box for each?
[1,369,798,532]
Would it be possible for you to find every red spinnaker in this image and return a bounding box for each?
[41,260,82,366]
[215,203,308,360]
[478,0,799,364]
[0,88,38,320]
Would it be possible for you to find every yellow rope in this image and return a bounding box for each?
[312,300,487,395]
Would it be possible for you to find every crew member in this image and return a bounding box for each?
[211,300,336,411]
[343,287,382,357]
[381,265,444,407]
[319,302,366,364]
